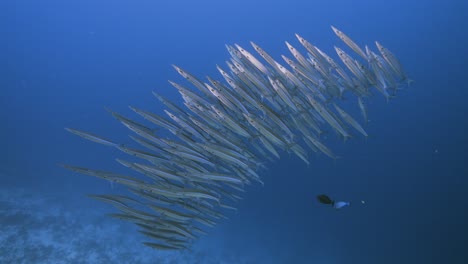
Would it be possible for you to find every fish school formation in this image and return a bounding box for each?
[63,26,409,250]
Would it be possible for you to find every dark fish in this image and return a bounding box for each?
[317,194,334,205]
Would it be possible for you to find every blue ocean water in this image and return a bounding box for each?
[2,0,468,263]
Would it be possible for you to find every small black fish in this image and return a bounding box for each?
[317,194,334,205]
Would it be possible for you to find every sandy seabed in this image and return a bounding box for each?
[0,187,268,264]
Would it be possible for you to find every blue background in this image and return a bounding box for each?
[2,0,468,263]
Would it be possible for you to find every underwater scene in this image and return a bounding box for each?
[2,0,468,263]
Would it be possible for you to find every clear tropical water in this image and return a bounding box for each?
[2,0,468,263]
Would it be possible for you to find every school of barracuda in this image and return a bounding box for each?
[63,26,410,251]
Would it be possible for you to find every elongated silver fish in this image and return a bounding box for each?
[333,103,368,137]
[331,26,368,60]
[64,27,410,251]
